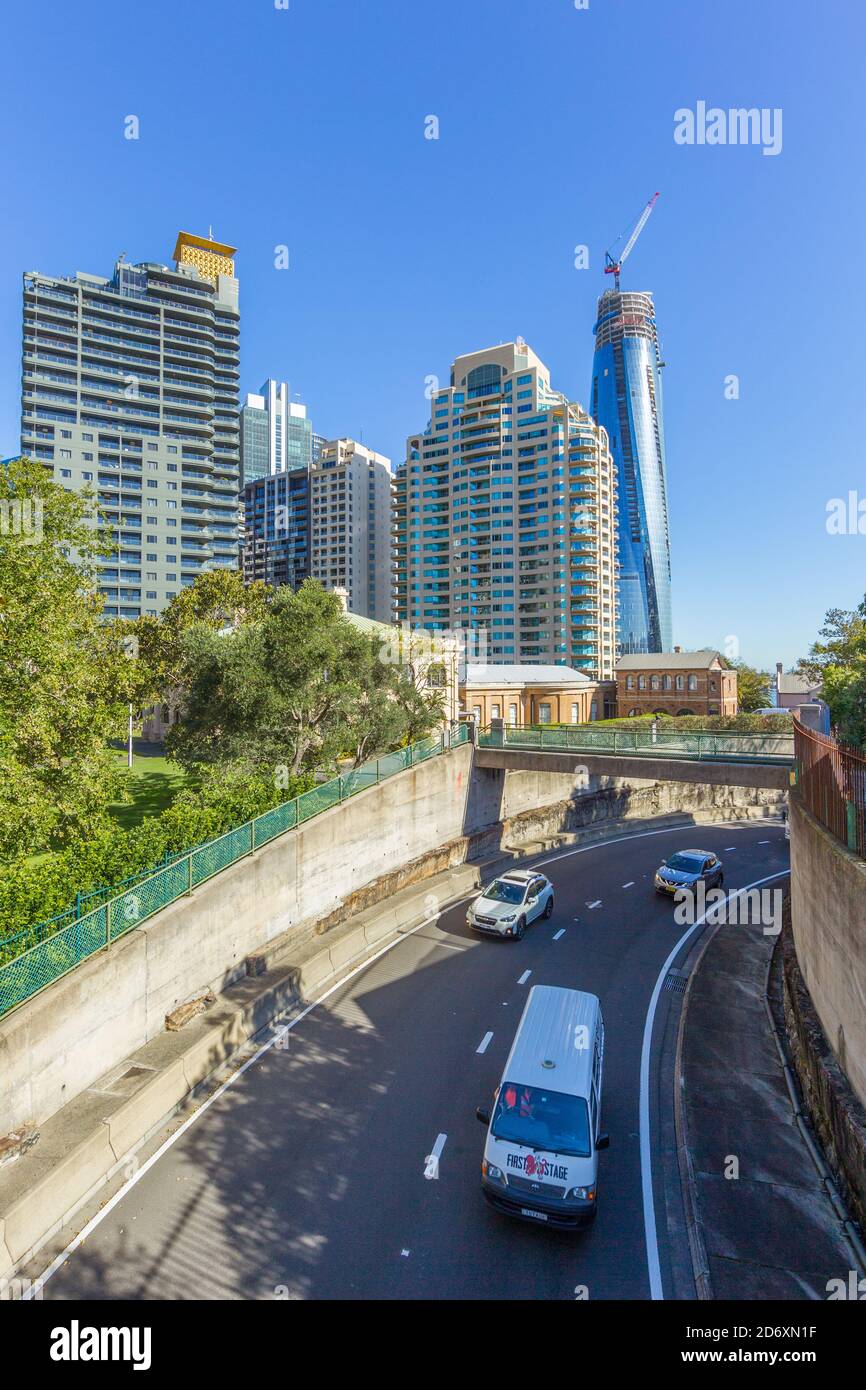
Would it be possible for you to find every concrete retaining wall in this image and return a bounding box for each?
[0,743,475,1138]
[789,793,866,1108]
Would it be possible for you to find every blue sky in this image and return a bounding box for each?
[1,0,863,671]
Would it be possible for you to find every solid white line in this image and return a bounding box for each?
[622,881,635,888]
[24,902,467,1298]
[29,818,784,1298]
[517,970,532,985]
[587,900,602,909]
[552,928,566,941]
[476,1031,493,1054]
[638,868,791,1301]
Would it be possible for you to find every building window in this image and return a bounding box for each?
[571,703,579,723]
[427,662,446,689]
[491,703,501,720]
[651,675,660,691]
[676,675,685,691]
[638,676,646,691]
[472,705,482,721]
[508,703,518,725]
[663,675,672,691]
[626,675,634,691]
[590,699,598,721]
[688,674,698,691]
[538,703,552,723]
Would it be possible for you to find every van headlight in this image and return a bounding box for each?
[482,1161,505,1183]
[567,1186,595,1201]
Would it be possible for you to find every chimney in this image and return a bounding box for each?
[776,662,783,676]
[673,645,681,653]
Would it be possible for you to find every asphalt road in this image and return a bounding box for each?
[33,821,790,1301]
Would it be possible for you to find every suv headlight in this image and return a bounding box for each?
[501,913,517,924]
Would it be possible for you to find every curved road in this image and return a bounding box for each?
[31,820,790,1301]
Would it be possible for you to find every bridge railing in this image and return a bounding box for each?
[0,723,470,1021]
[476,723,795,762]
[794,719,866,857]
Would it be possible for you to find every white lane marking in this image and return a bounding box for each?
[424,1132,447,1180]
[758,840,770,844]
[725,846,736,851]
[476,1032,493,1054]
[31,819,783,1297]
[586,900,602,909]
[552,928,566,940]
[25,900,473,1297]
[518,970,532,985]
[638,868,791,1301]
[622,881,635,888]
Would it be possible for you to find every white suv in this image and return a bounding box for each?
[467,871,555,940]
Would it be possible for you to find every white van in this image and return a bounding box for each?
[475,985,608,1229]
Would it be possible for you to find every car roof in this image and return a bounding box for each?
[502,985,600,1097]
[673,848,714,857]
[499,870,542,884]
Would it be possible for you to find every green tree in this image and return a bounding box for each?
[0,458,130,859]
[166,581,443,779]
[728,660,772,713]
[122,568,271,702]
[797,597,866,746]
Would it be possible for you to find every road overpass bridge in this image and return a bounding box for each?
[473,722,795,791]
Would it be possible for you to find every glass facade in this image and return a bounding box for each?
[242,470,310,591]
[590,290,672,654]
[239,380,312,488]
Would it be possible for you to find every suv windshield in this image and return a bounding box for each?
[666,853,704,873]
[491,1082,591,1157]
[484,879,527,905]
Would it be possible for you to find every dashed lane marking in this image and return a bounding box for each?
[552,929,566,940]
[518,970,532,985]
[476,1032,493,1054]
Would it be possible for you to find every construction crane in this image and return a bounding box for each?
[604,192,660,291]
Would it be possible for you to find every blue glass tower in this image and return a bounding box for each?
[591,290,672,653]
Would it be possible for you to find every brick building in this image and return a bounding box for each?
[615,649,737,718]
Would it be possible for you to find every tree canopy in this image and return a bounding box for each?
[797,596,866,747]
[0,458,130,859]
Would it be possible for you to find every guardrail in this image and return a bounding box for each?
[0,724,470,1020]
[794,719,866,857]
[476,723,795,763]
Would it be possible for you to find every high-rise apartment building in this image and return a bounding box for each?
[311,439,393,623]
[590,289,672,654]
[239,379,312,488]
[242,469,310,591]
[393,340,619,678]
[20,232,241,619]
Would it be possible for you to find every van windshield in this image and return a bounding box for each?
[483,879,527,905]
[491,1082,591,1157]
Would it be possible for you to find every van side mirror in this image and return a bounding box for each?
[476,1106,490,1124]
[596,1132,610,1150]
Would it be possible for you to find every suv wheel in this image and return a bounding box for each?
[515,916,526,940]
[544,896,554,919]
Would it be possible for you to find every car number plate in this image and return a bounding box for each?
[520,1207,548,1221]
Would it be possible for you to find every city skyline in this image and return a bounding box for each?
[2,0,865,670]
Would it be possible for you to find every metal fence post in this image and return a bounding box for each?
[186,852,193,896]
[106,897,112,947]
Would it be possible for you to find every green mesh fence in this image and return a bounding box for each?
[0,724,469,1019]
[477,725,794,762]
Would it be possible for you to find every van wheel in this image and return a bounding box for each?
[515,916,526,940]
[544,896,554,919]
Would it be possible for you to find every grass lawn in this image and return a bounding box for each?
[108,747,188,830]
